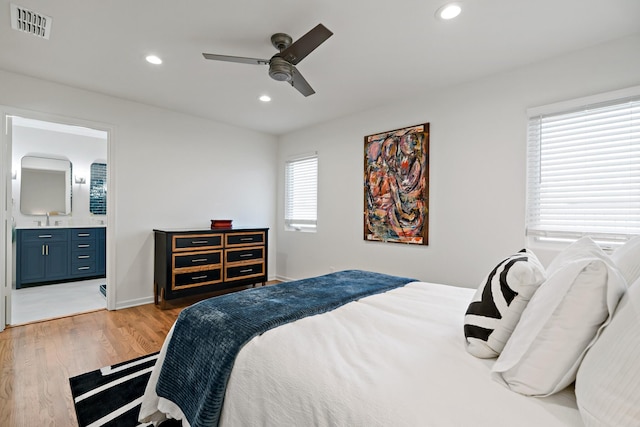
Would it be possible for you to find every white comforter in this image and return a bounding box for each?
[140,281,583,426]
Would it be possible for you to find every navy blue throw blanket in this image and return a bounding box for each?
[155,269,416,427]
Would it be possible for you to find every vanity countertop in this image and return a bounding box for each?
[15,224,106,230]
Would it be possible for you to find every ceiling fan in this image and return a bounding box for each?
[202,23,333,97]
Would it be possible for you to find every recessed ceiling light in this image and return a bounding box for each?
[436,3,462,20]
[259,95,271,102]
[146,55,162,65]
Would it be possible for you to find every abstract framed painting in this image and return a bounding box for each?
[364,123,429,245]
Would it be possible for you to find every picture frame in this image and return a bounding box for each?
[364,123,429,245]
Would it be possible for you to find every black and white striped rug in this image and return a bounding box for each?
[69,352,159,427]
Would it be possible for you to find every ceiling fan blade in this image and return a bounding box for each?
[202,53,270,65]
[279,24,333,65]
[290,66,315,97]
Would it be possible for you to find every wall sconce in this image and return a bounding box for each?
[75,176,86,184]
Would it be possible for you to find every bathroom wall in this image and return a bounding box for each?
[12,121,108,228]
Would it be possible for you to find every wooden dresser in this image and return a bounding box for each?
[153,227,268,307]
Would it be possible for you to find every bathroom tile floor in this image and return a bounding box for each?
[11,278,106,325]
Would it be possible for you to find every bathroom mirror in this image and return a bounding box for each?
[20,156,72,215]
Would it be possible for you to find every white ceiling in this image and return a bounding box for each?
[1,0,639,135]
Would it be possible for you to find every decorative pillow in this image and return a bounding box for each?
[575,277,640,426]
[491,237,627,396]
[463,249,546,358]
[611,235,640,286]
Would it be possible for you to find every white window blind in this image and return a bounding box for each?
[285,154,318,232]
[526,95,640,243]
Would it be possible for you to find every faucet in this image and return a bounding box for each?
[45,212,50,226]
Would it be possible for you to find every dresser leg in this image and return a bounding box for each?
[154,281,158,305]
[159,288,167,310]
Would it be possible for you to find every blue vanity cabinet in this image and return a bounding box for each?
[16,229,70,288]
[96,227,106,276]
[16,227,107,288]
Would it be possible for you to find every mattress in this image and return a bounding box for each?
[140,281,583,426]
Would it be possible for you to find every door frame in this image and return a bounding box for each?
[1,106,116,331]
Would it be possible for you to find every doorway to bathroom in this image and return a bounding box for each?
[7,115,109,325]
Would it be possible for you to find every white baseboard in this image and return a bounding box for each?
[115,296,155,310]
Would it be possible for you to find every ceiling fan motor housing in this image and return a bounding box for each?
[269,56,293,82]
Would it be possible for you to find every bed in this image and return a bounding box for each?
[139,236,640,427]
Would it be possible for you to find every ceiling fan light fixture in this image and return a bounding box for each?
[146,55,162,65]
[436,3,462,20]
[259,95,271,102]
[269,57,293,82]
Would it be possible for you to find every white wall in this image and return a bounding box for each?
[12,125,107,227]
[0,70,278,308]
[276,34,640,288]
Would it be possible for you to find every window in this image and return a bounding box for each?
[90,162,107,215]
[526,89,640,244]
[285,153,318,232]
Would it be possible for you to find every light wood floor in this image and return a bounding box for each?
[0,303,184,426]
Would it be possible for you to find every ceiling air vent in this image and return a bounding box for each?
[10,3,52,39]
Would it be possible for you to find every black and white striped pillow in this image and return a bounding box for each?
[464,249,546,358]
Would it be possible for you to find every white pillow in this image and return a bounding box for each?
[610,235,640,286]
[464,249,546,358]
[491,237,627,396]
[575,277,640,426]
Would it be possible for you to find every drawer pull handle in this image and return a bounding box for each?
[240,254,252,257]
[191,240,209,244]
[192,275,208,280]
[191,258,208,263]
[38,234,52,238]
[78,266,91,270]
[77,233,91,237]
[240,268,253,273]
[78,244,90,248]
[78,255,90,259]
[240,238,254,241]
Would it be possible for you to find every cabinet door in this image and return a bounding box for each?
[44,241,70,281]
[18,242,47,284]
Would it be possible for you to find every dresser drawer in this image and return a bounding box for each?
[70,262,97,276]
[225,262,264,282]
[173,234,223,252]
[225,246,264,263]
[20,229,68,242]
[173,267,223,289]
[71,229,98,241]
[225,232,265,248]
[72,240,97,251]
[174,250,222,269]
[71,252,95,262]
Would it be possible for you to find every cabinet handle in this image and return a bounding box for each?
[77,233,91,237]
[191,275,208,280]
[191,258,208,263]
[240,238,253,241]
[78,255,90,259]
[45,245,49,256]
[38,234,52,238]
[240,254,252,257]
[78,244,90,248]
[78,266,91,270]
[191,240,209,244]
[42,245,45,256]
[240,268,253,273]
